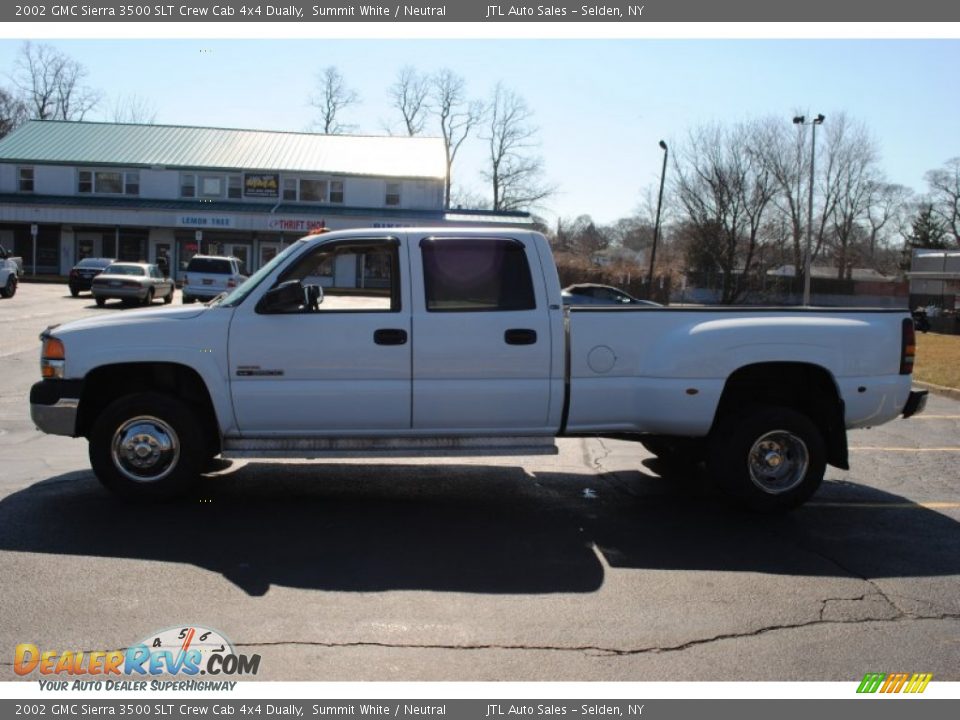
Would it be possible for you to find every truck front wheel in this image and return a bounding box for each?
[89,392,203,500]
[708,406,825,512]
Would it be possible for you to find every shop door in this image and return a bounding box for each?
[76,232,103,260]
[258,243,282,272]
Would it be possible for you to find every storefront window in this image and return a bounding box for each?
[181,174,196,198]
[200,176,223,197]
[18,167,34,192]
[385,182,401,206]
[300,179,327,202]
[78,171,93,193]
[124,172,139,195]
[283,178,297,201]
[94,171,123,194]
[330,181,344,203]
[228,175,242,199]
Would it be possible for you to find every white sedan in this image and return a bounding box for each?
[91,262,175,307]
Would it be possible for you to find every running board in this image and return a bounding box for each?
[222,436,558,459]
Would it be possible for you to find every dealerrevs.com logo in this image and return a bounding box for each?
[15,626,260,680]
[857,673,933,694]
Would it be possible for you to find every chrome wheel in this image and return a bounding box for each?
[748,430,809,495]
[110,416,180,483]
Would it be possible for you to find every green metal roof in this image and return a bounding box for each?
[0,121,447,179]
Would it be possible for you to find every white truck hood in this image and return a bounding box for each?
[50,305,209,337]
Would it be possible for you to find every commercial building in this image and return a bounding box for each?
[907,249,960,311]
[0,120,529,279]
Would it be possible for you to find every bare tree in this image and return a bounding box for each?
[757,115,808,274]
[13,42,100,121]
[823,118,879,279]
[111,93,158,124]
[925,157,960,245]
[674,121,779,303]
[388,66,430,136]
[482,83,554,212]
[430,69,483,208]
[309,66,360,135]
[0,86,27,138]
[865,182,912,261]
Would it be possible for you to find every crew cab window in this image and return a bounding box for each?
[279,239,400,312]
[421,238,535,312]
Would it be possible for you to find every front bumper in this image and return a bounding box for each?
[902,390,929,419]
[30,379,83,437]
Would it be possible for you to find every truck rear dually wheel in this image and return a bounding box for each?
[89,392,203,500]
[708,405,825,512]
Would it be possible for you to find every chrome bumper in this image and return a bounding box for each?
[31,398,79,436]
[30,379,83,437]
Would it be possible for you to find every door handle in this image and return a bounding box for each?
[504,329,537,345]
[374,328,408,346]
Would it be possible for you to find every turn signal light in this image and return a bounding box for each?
[41,337,65,379]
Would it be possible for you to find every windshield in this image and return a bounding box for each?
[103,265,145,276]
[219,241,306,308]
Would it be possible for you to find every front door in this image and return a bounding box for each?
[228,236,411,434]
[410,236,554,433]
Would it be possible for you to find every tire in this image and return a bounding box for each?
[707,405,826,512]
[69,286,80,298]
[0,275,16,298]
[164,287,174,304]
[89,392,204,500]
[183,296,196,304]
[142,288,154,306]
[95,296,106,307]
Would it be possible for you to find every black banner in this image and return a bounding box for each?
[3,1,960,22]
[1,699,959,720]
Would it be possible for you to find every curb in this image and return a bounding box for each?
[913,380,960,402]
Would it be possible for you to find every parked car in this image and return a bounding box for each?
[181,255,246,304]
[91,262,175,307]
[0,243,23,278]
[561,283,661,307]
[0,253,17,298]
[68,257,114,296]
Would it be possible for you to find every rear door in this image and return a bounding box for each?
[410,234,554,432]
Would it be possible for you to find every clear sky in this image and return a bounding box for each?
[0,38,957,224]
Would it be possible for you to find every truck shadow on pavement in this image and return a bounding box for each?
[0,462,957,597]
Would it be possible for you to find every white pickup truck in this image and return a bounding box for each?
[30,228,927,510]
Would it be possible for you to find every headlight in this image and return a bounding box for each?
[41,337,65,379]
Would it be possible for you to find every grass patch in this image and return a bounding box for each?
[914,332,960,390]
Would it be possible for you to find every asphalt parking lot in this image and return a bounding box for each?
[0,282,958,682]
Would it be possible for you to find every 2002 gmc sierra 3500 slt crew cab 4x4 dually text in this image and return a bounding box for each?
[30,228,928,511]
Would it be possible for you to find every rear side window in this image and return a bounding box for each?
[187,258,233,274]
[421,238,536,312]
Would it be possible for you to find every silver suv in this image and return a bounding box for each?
[182,255,246,304]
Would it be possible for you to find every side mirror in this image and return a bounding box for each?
[257,280,305,313]
[257,281,325,313]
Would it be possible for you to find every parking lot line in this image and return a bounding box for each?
[907,415,960,420]
[848,447,960,452]
[808,502,960,509]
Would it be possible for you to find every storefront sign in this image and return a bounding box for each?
[244,173,280,198]
[267,218,327,233]
[177,215,235,228]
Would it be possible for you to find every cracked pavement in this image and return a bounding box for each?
[1,283,958,681]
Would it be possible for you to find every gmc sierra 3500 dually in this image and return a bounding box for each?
[30,228,927,510]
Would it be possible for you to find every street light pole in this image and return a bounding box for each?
[648,140,668,299]
[793,113,825,306]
